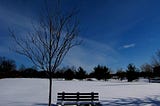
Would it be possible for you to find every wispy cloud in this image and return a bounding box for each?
[123,43,135,49]
[62,38,120,71]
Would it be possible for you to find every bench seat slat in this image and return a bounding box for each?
[58,99,99,101]
[58,96,99,98]
[58,93,98,95]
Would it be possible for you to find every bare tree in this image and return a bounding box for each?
[10,1,81,106]
[140,63,153,82]
[152,50,160,67]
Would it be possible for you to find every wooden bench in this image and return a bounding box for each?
[57,92,99,106]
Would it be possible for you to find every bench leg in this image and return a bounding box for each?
[57,102,64,106]
[77,102,80,106]
[91,102,101,106]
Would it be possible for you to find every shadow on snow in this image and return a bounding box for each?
[101,95,160,106]
[34,95,160,106]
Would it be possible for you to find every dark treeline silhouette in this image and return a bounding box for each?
[1,52,160,82]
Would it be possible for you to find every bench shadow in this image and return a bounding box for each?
[34,103,57,106]
[101,95,160,106]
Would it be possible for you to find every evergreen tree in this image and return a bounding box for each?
[64,68,75,80]
[126,64,139,82]
[76,67,86,80]
[91,65,110,80]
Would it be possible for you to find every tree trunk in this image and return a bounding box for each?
[48,76,52,106]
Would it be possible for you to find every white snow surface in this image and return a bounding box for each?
[1,78,160,106]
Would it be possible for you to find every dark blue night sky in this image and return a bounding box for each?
[1,0,160,71]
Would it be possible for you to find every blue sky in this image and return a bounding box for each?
[0,0,160,72]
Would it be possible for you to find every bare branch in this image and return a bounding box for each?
[9,1,81,106]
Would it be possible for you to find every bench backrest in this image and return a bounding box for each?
[57,92,99,102]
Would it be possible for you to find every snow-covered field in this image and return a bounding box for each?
[1,78,160,106]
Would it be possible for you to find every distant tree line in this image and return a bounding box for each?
[1,50,160,82]
[114,50,160,82]
[0,57,111,80]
